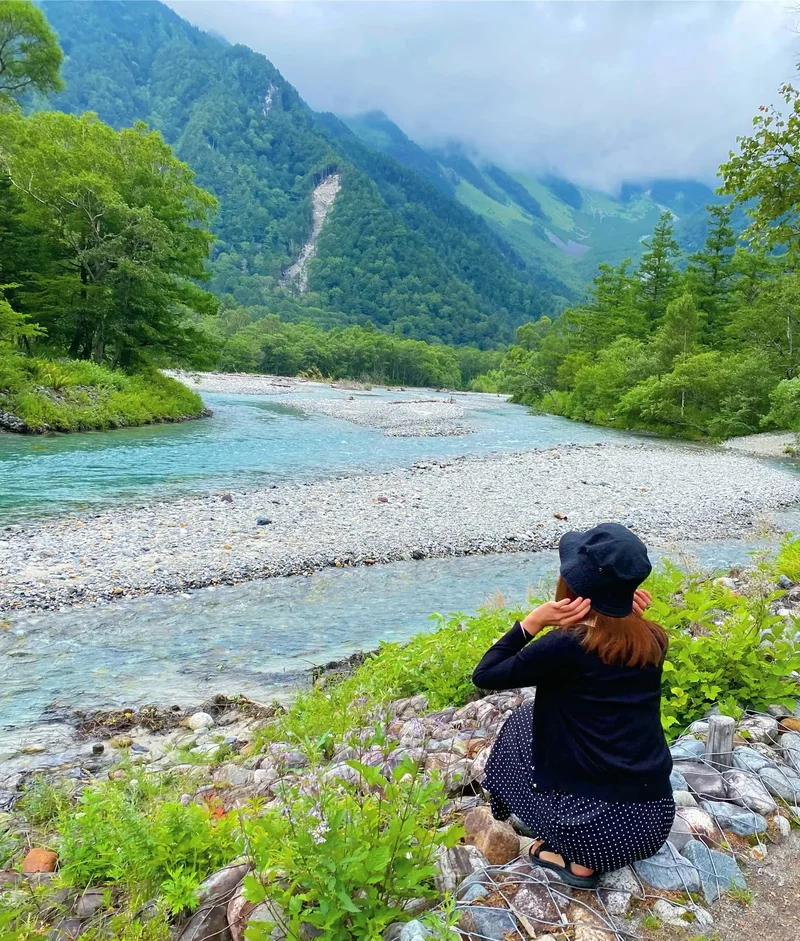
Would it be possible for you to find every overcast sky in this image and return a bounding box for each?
[168,1,798,191]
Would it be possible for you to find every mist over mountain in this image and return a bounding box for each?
[167,0,797,191]
[340,111,743,292]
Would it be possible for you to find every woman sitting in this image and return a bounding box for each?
[472,522,675,887]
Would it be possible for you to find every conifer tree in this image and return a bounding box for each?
[636,211,680,323]
[686,204,736,343]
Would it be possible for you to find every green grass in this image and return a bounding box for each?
[0,355,205,433]
[454,179,584,291]
[258,601,530,749]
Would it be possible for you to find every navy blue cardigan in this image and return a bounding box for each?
[473,623,673,803]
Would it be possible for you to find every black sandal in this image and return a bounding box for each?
[529,841,599,889]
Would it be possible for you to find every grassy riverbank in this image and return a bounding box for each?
[2,545,800,939]
[0,357,206,434]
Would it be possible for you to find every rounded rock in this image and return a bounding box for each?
[187,711,215,730]
[22,848,58,874]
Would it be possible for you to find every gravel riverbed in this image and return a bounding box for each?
[2,441,799,614]
[168,369,506,437]
[724,431,800,459]
[276,394,475,436]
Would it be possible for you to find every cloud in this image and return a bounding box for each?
[168,0,798,191]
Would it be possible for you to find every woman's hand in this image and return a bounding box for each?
[633,588,652,617]
[521,596,591,636]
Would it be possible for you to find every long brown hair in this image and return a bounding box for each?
[555,576,668,669]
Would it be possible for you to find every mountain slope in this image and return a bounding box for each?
[342,112,736,292]
[40,1,566,347]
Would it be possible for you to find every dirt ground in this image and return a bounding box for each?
[646,832,800,941]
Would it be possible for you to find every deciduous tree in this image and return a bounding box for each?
[0,110,218,366]
[0,0,63,106]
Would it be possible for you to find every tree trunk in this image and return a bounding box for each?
[91,322,105,364]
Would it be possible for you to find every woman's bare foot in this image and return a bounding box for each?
[531,839,595,878]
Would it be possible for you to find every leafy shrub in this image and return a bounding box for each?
[56,779,241,909]
[34,361,75,391]
[0,828,20,869]
[766,376,800,431]
[648,563,800,731]
[775,535,800,583]
[241,758,459,940]
[265,559,800,749]
[616,351,776,440]
[16,776,74,827]
[0,353,30,394]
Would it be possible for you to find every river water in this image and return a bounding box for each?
[0,536,780,732]
[0,388,638,519]
[0,388,794,732]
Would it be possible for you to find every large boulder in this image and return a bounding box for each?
[226,886,254,941]
[672,790,697,808]
[633,842,700,892]
[22,848,58,874]
[226,886,286,941]
[424,753,472,795]
[509,881,566,934]
[780,731,800,771]
[462,806,520,865]
[246,902,288,941]
[732,746,774,774]
[597,866,639,917]
[197,862,250,905]
[723,769,778,816]
[212,765,256,789]
[74,889,106,918]
[434,844,490,894]
[759,764,800,802]
[669,769,688,791]
[680,839,746,904]
[672,761,726,800]
[187,712,215,731]
[651,899,713,932]
[457,906,517,940]
[177,903,232,941]
[700,801,767,836]
[670,739,705,761]
[666,815,693,851]
[738,716,779,745]
[568,903,616,941]
[675,807,719,846]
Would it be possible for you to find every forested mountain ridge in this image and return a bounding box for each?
[40,0,568,347]
[341,111,747,293]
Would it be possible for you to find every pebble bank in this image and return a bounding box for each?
[2,442,799,613]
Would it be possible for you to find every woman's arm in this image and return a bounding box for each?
[472,596,590,690]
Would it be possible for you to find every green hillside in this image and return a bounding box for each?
[40,1,567,348]
[342,112,735,293]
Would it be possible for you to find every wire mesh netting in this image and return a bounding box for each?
[447,707,800,941]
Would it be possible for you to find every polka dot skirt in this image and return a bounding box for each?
[483,701,676,873]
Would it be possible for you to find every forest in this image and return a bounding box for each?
[201,307,501,389]
[477,101,800,440]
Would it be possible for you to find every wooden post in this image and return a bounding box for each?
[705,714,735,770]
